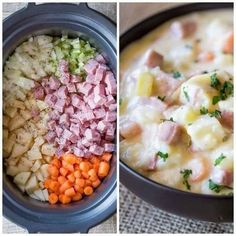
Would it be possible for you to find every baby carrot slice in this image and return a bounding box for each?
[59,180,72,193]
[59,194,71,204]
[63,153,77,164]
[59,167,68,177]
[84,186,94,196]
[72,193,82,201]
[67,173,76,183]
[92,179,101,188]
[98,161,110,178]
[48,165,59,177]
[102,152,112,162]
[49,193,58,204]
[65,187,76,197]
[80,161,90,172]
[51,158,62,169]
[58,176,67,185]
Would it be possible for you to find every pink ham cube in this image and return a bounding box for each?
[45,94,57,107]
[105,72,117,95]
[89,145,104,156]
[49,76,61,90]
[104,143,115,152]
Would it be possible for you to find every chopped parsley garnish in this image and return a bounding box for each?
[209,109,221,118]
[183,87,190,102]
[214,154,226,166]
[208,179,224,193]
[199,107,221,118]
[200,106,208,115]
[156,151,169,162]
[119,98,123,105]
[158,96,166,101]
[161,117,174,122]
[180,169,192,190]
[173,71,181,78]
[210,73,221,89]
[212,96,221,105]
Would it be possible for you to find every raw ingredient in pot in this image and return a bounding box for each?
[120,10,233,195]
[3,35,116,203]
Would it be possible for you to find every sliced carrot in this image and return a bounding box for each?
[49,193,58,204]
[74,164,80,170]
[88,169,98,181]
[93,163,100,173]
[72,193,82,201]
[59,180,72,193]
[49,181,60,192]
[63,153,77,164]
[91,156,100,164]
[44,179,51,188]
[76,178,85,188]
[51,158,62,169]
[58,176,67,185]
[80,161,90,172]
[59,194,71,204]
[102,152,112,162]
[65,187,76,197]
[92,179,101,188]
[84,186,93,196]
[67,173,75,183]
[98,161,110,178]
[48,165,59,177]
[59,167,68,177]
[74,170,81,178]
[85,179,92,186]
[81,171,89,179]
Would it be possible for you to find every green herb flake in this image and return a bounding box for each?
[209,110,221,118]
[212,96,220,105]
[214,154,226,166]
[180,169,192,190]
[156,151,169,162]
[119,98,123,105]
[161,117,175,123]
[173,71,181,79]
[208,179,224,193]
[183,87,190,102]
[210,73,221,89]
[158,96,166,101]
[200,106,208,115]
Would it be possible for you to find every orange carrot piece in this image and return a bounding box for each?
[59,194,71,204]
[48,165,59,177]
[223,31,233,54]
[85,179,92,186]
[84,186,94,196]
[58,176,67,185]
[67,173,76,183]
[80,161,90,172]
[63,153,77,164]
[65,187,76,197]
[51,158,62,169]
[81,171,89,179]
[49,181,60,192]
[76,178,85,188]
[98,161,110,178]
[88,169,98,181]
[74,170,81,178]
[102,152,112,162]
[49,193,58,204]
[92,179,101,188]
[59,180,72,193]
[72,193,82,201]
[59,167,68,177]
[44,179,51,188]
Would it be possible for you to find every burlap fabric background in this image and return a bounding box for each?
[119,3,233,233]
[3,2,117,233]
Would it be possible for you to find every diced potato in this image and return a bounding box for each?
[39,182,45,189]
[171,105,199,127]
[3,129,9,140]
[14,172,31,185]
[187,116,225,151]
[6,166,20,176]
[34,189,45,201]
[42,189,49,201]
[40,164,49,179]
[12,100,25,110]
[6,156,20,166]
[5,107,17,118]
[20,110,32,121]
[29,193,40,200]
[28,147,42,160]
[31,160,41,172]
[8,115,25,131]
[17,163,31,172]
[3,115,10,127]
[34,136,45,146]
[218,97,233,113]
[10,143,28,158]
[136,72,154,96]
[44,155,52,163]
[36,100,48,111]
[3,133,16,157]
[17,184,26,193]
[15,128,33,147]
[25,175,39,194]
[41,143,56,156]
[19,157,34,168]
[24,100,31,110]
[35,170,44,182]
[12,76,35,90]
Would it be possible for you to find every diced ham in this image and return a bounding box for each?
[33,86,45,100]
[74,147,85,157]
[49,110,60,120]
[82,138,92,147]
[45,94,57,107]
[94,108,106,119]
[94,84,105,96]
[90,122,97,130]
[211,168,233,187]
[95,54,106,64]
[78,82,93,96]
[70,123,80,136]
[158,121,182,144]
[67,83,77,93]
[105,111,117,122]
[55,126,63,137]
[85,74,96,84]
[220,110,233,129]
[54,99,66,113]
[104,143,115,152]
[97,120,107,133]
[89,144,104,156]
[94,94,106,106]
[95,66,105,82]
[49,76,61,90]
[170,20,197,39]
[71,94,82,108]
[85,110,95,121]
[105,95,116,106]
[31,108,40,118]
[84,59,99,75]
[47,119,57,130]
[120,119,141,139]
[105,72,117,95]
[109,104,117,111]
[65,106,75,116]
[45,131,56,143]
[59,113,70,126]
[63,129,73,140]
[143,50,164,68]
[41,77,49,88]
[71,75,82,83]
[57,86,68,99]
[85,128,100,142]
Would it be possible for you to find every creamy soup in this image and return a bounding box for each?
[120,10,233,195]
